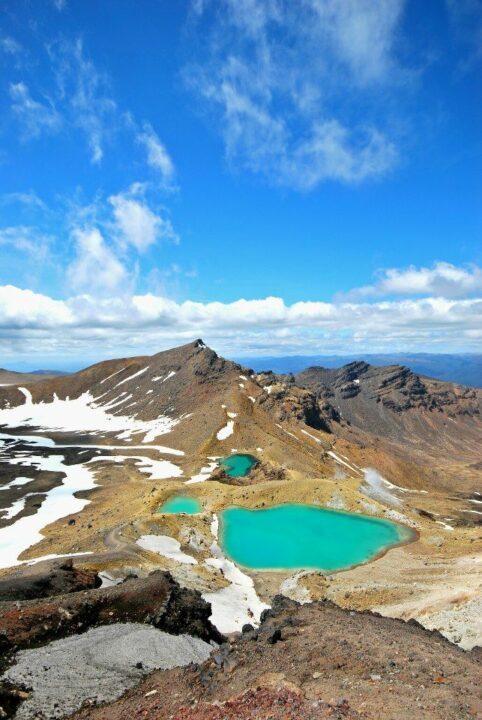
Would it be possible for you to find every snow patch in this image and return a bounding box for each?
[202,514,269,634]
[300,428,321,443]
[99,367,126,385]
[217,420,234,440]
[435,520,454,531]
[276,423,298,441]
[1,496,28,520]
[89,455,182,480]
[113,366,149,388]
[361,468,402,506]
[137,535,197,564]
[98,571,123,588]
[328,451,361,476]
[0,388,179,443]
[185,461,218,485]
[327,494,346,510]
[0,436,97,568]
[0,475,34,490]
[152,370,176,383]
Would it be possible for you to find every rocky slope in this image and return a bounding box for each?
[296,361,481,428]
[0,340,482,720]
[71,596,482,720]
[1,341,479,493]
[0,339,480,702]
[293,361,482,494]
[0,569,221,654]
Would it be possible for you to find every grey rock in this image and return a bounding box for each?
[4,622,211,719]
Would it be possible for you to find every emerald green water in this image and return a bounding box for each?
[220,504,411,572]
[219,453,258,477]
[159,496,201,514]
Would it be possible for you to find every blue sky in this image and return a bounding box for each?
[0,0,481,367]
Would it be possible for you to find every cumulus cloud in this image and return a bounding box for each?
[10,82,61,139]
[0,186,181,297]
[342,262,482,300]
[66,228,128,293]
[0,285,480,360]
[186,0,405,189]
[109,192,179,252]
[0,286,72,329]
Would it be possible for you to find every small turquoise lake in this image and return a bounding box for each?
[219,453,258,478]
[159,496,201,514]
[220,504,413,572]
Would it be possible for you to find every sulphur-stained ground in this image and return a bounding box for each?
[72,597,481,720]
[2,457,479,650]
[0,339,480,719]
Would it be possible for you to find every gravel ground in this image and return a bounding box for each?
[4,623,212,719]
[72,598,482,720]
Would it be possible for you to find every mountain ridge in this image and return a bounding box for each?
[234,352,482,388]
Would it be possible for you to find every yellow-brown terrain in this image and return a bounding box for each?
[0,339,480,654]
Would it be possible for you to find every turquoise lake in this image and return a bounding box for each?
[220,504,412,572]
[159,496,201,514]
[219,453,258,478]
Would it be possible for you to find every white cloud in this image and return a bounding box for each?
[0,226,52,261]
[109,193,179,252]
[136,123,175,184]
[52,38,117,164]
[7,37,177,181]
[1,36,22,55]
[343,262,482,300]
[0,281,480,360]
[0,285,72,328]
[0,192,46,210]
[66,228,128,293]
[186,0,405,189]
[309,0,405,86]
[10,82,61,139]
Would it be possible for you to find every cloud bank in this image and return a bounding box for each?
[0,280,480,361]
[341,262,482,300]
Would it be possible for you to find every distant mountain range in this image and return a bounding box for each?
[0,368,67,385]
[1,341,480,497]
[233,353,482,388]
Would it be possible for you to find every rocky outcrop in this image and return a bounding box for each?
[72,596,481,720]
[0,570,223,652]
[297,362,481,417]
[257,379,333,434]
[0,560,100,602]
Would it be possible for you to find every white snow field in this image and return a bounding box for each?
[0,387,179,443]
